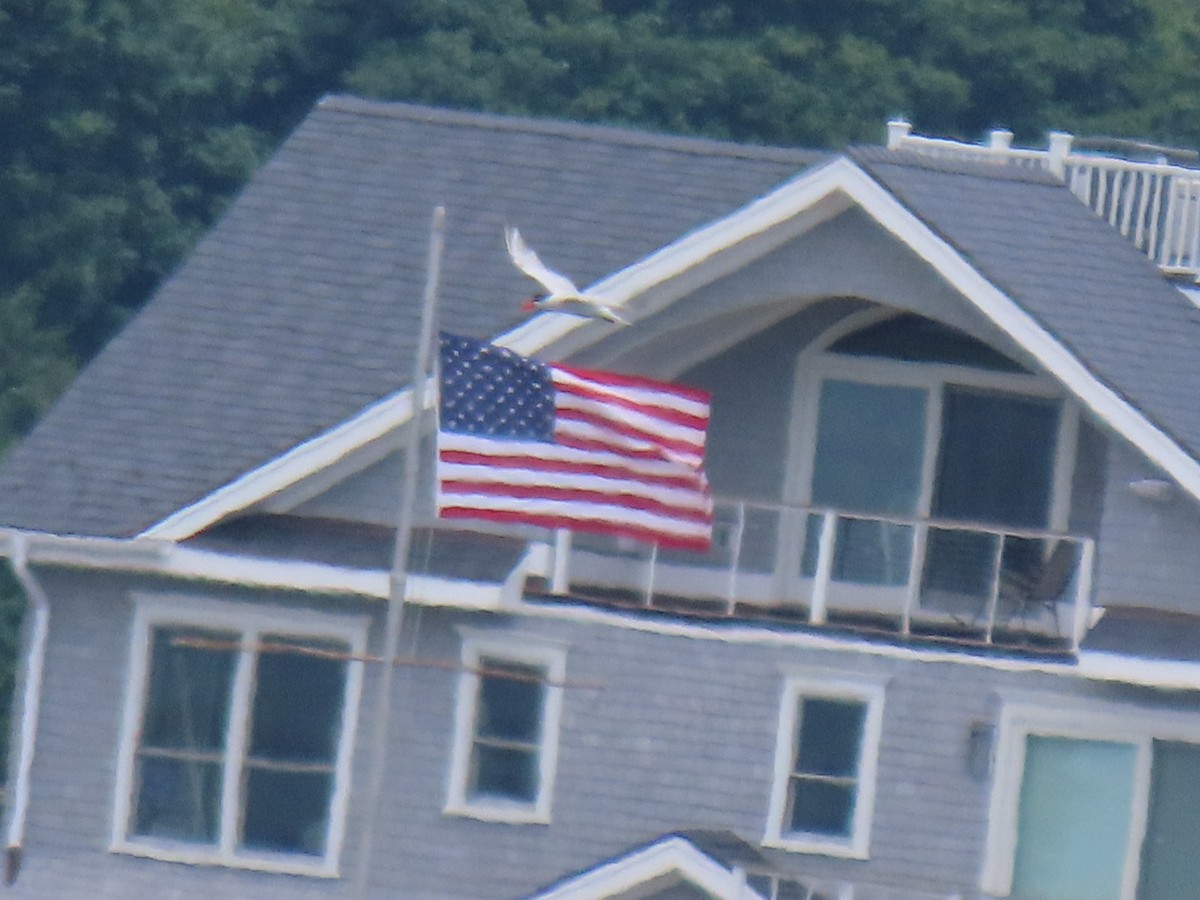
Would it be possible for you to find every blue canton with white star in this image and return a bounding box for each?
[439,333,555,440]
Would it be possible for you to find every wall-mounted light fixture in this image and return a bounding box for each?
[1129,477,1174,502]
[967,721,995,781]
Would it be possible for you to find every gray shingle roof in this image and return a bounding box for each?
[850,145,1200,462]
[0,96,818,537]
[4,98,1199,541]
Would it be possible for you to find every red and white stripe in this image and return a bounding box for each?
[437,365,713,551]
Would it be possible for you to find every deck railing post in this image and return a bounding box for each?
[810,511,837,625]
[1047,131,1073,178]
[886,119,912,150]
[1071,538,1096,650]
[983,533,1005,644]
[901,521,928,635]
[726,502,746,612]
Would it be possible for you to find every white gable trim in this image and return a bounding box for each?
[530,835,766,900]
[139,156,1200,541]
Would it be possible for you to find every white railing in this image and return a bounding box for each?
[556,499,1095,652]
[886,120,1200,279]
[747,872,978,899]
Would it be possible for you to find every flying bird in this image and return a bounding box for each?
[505,226,629,325]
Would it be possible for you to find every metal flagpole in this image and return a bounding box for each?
[354,205,445,897]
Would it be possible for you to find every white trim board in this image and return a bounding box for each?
[134,155,1200,541]
[530,834,767,900]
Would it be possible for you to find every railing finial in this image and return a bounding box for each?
[1047,131,1074,178]
[886,119,912,150]
[988,129,1014,151]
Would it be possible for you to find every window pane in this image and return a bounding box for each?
[810,380,926,585]
[933,386,1059,528]
[476,661,544,743]
[789,778,855,836]
[1011,736,1135,900]
[1138,741,1200,899]
[795,698,865,778]
[249,639,347,763]
[472,744,539,801]
[829,314,1026,372]
[241,768,333,856]
[132,756,223,843]
[142,628,236,752]
[811,380,927,516]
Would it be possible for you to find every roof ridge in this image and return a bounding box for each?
[317,93,821,165]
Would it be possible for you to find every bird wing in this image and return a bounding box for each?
[505,226,579,296]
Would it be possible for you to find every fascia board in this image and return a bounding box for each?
[529,836,764,900]
[1,528,508,608]
[1078,651,1200,692]
[141,155,1200,541]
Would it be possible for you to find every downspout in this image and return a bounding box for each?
[4,536,50,884]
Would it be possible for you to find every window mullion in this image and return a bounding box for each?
[1123,738,1154,900]
[915,379,943,519]
[220,631,257,857]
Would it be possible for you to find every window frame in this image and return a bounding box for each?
[786,312,1078,527]
[763,675,886,858]
[779,310,1080,603]
[981,699,1200,899]
[444,631,566,824]
[111,594,367,877]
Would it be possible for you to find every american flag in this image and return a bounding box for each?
[437,333,713,551]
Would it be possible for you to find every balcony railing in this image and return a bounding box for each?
[552,499,1095,652]
[886,120,1200,279]
[746,871,982,899]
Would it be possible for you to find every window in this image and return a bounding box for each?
[764,677,885,857]
[112,596,366,876]
[789,312,1078,620]
[445,632,566,823]
[984,703,1200,899]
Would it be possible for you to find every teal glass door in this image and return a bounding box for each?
[1011,735,1136,900]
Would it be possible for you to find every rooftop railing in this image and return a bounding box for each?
[746,871,983,899]
[552,499,1095,652]
[886,120,1200,280]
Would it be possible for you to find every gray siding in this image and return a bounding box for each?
[11,567,1200,898]
[1095,437,1200,613]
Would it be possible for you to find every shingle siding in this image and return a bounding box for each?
[1095,438,1200,613]
[13,569,1197,898]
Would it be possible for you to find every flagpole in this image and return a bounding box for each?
[354,205,445,898]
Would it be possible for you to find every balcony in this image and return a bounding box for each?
[887,120,1200,280]
[543,499,1094,653]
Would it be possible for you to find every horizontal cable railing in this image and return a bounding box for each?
[560,499,1095,651]
[887,120,1200,279]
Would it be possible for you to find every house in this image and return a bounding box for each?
[0,93,1199,898]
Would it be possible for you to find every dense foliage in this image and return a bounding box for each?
[0,0,1197,758]
[2,0,1198,451]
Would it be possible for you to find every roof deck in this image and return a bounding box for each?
[886,120,1200,281]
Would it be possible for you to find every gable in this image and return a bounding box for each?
[2,99,1199,547]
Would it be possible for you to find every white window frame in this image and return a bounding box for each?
[763,675,886,858]
[785,310,1078,525]
[111,593,367,877]
[444,630,566,824]
[981,698,1200,899]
